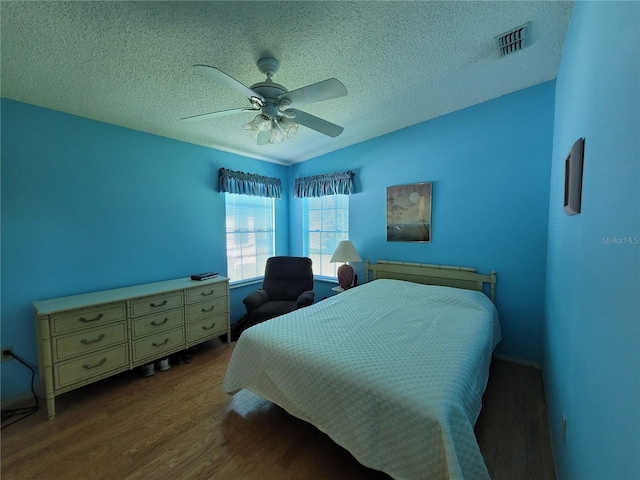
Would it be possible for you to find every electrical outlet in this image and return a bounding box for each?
[1,347,14,362]
[561,414,567,443]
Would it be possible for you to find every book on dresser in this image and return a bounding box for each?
[33,275,230,419]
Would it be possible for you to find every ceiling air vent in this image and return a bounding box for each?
[496,22,531,57]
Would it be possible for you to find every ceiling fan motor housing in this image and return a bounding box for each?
[250,78,289,119]
[261,102,279,119]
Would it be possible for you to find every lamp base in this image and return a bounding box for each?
[337,264,355,289]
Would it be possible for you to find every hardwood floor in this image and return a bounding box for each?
[475,358,556,480]
[1,340,555,479]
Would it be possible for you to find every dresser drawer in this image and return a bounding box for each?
[55,345,129,389]
[132,308,183,338]
[51,303,127,335]
[53,322,127,362]
[130,291,183,318]
[188,314,228,343]
[187,296,227,322]
[185,284,226,304]
[132,327,184,362]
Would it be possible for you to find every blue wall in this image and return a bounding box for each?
[0,99,289,402]
[290,81,556,363]
[544,2,640,479]
[1,82,555,403]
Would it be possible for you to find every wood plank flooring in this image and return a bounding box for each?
[1,340,555,480]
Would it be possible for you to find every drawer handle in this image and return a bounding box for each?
[83,358,107,369]
[151,317,169,326]
[152,338,170,347]
[202,322,216,331]
[79,313,104,323]
[81,334,106,345]
[200,289,215,296]
[201,305,216,313]
[150,300,168,308]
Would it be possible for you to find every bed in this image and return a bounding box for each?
[222,261,500,480]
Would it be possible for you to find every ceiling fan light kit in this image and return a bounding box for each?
[183,57,347,145]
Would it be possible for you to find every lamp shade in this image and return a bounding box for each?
[330,240,362,263]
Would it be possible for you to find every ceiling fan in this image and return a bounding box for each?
[181,57,348,145]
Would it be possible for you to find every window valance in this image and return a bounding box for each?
[293,170,355,198]
[218,168,283,199]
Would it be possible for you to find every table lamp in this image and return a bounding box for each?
[330,240,362,289]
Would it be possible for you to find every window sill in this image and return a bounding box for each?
[229,278,263,289]
[231,276,337,288]
[313,275,339,285]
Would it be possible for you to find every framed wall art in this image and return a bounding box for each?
[386,182,432,242]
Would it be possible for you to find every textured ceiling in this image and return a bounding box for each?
[1,1,573,165]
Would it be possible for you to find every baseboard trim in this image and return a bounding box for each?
[1,392,40,411]
[493,353,542,370]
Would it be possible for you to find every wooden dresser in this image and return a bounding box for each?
[33,276,230,419]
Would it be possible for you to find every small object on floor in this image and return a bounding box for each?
[141,363,155,377]
[171,353,184,365]
[157,358,171,372]
[182,350,192,363]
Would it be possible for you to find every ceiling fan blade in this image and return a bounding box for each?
[257,131,270,145]
[286,109,344,137]
[278,78,347,108]
[181,107,257,122]
[193,65,264,102]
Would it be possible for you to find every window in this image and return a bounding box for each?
[302,195,349,277]
[225,194,275,283]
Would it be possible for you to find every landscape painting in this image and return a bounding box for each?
[386,182,432,242]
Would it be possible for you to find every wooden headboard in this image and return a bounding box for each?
[365,260,497,302]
